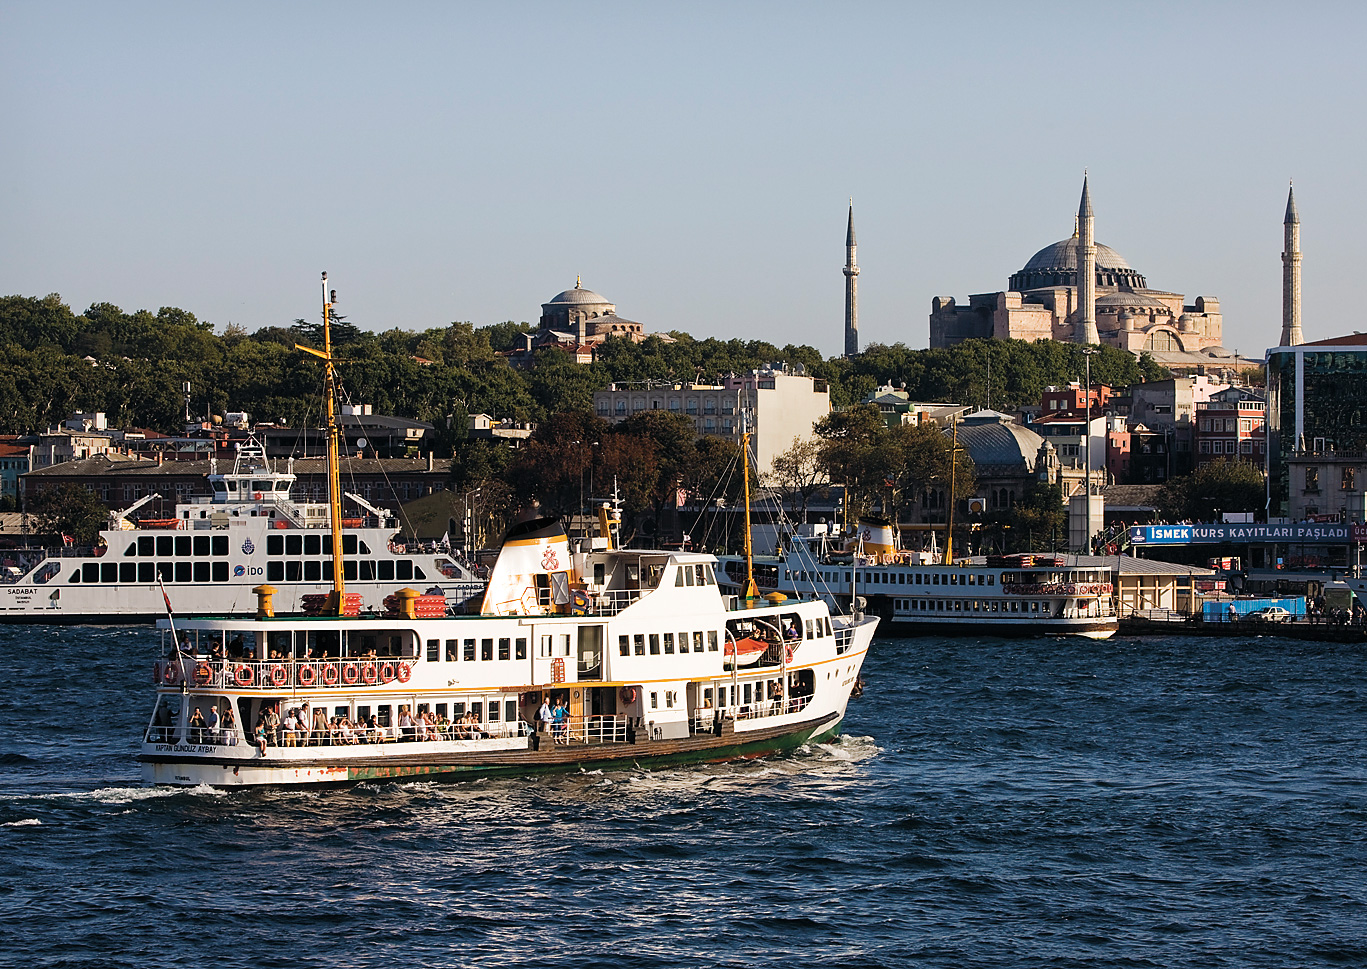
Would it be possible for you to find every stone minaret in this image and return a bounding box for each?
[1281,183,1303,346]
[1077,176,1099,345]
[843,203,859,358]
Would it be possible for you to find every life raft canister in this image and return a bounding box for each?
[193,662,213,686]
[233,664,254,687]
[297,664,317,687]
[341,663,360,686]
[268,664,289,688]
[396,662,411,683]
[321,664,339,686]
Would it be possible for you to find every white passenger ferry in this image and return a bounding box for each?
[719,520,1116,639]
[1,443,483,624]
[139,276,878,786]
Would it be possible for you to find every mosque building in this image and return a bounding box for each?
[506,279,670,367]
[928,178,1236,370]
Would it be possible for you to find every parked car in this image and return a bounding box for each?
[1249,606,1292,623]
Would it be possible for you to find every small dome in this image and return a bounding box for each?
[1096,291,1168,310]
[546,286,610,305]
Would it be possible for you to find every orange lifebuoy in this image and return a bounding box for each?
[396,662,411,683]
[379,662,396,683]
[234,664,254,687]
[321,664,339,686]
[619,685,638,705]
[268,664,289,688]
[162,662,181,686]
[342,663,360,685]
[253,491,263,500]
[361,663,377,685]
[193,662,213,686]
[297,664,317,687]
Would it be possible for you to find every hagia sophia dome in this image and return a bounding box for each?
[1008,236,1148,293]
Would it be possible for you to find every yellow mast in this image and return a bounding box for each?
[297,272,347,614]
[945,417,959,564]
[741,429,758,600]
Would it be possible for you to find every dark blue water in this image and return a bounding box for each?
[1,626,1365,968]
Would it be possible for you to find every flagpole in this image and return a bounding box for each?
[157,574,188,693]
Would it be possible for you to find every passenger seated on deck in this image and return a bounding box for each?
[254,714,269,756]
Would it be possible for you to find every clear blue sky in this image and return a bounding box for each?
[2,1,1361,359]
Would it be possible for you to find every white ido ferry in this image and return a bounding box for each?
[0,441,483,624]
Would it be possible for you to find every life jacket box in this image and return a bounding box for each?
[301,593,363,617]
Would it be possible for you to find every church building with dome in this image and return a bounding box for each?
[929,178,1227,364]
[506,279,670,367]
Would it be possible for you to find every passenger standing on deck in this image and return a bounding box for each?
[538,696,553,736]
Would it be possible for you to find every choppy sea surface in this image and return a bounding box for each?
[1,625,1364,968]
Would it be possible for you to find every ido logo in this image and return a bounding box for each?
[234,565,263,578]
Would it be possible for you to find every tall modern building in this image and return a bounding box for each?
[843,204,859,358]
[1281,184,1304,347]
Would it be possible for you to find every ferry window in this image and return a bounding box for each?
[650,692,658,710]
[675,569,686,587]
[465,639,477,661]
[704,564,717,585]
[285,562,301,582]
[594,563,606,585]
[913,574,921,584]
[157,536,173,557]
[663,633,674,654]
[694,564,706,585]
[451,702,465,718]
[806,619,814,639]
[304,535,321,555]
[209,535,227,556]
[304,561,321,581]
[471,702,483,721]
[358,705,373,722]
[342,535,358,555]
[505,699,517,722]
[446,640,458,661]
[175,563,191,583]
[413,566,426,580]
[743,683,752,704]
[359,562,375,580]
[678,631,689,654]
[539,635,552,658]
[376,705,392,727]
[173,536,189,557]
[397,560,413,580]
[120,563,135,582]
[665,692,675,709]
[268,562,285,582]
[433,704,444,720]
[515,638,527,660]
[267,535,284,556]
[649,634,661,655]
[634,634,645,656]
[694,631,704,652]
[487,701,501,721]
[137,563,155,582]
[427,639,439,662]
[709,630,719,651]
[81,563,98,583]
[988,575,995,586]
[498,638,511,661]
[343,561,357,581]
[359,541,370,555]
[285,534,302,556]
[378,561,394,580]
[481,639,493,661]
[559,634,571,657]
[703,688,713,707]
[138,536,154,556]
[157,563,172,581]
[619,635,630,656]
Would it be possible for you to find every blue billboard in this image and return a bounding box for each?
[1129,523,1351,546]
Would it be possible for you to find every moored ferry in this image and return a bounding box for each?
[718,520,1117,639]
[1,443,483,624]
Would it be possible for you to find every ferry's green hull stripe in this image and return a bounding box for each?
[341,719,843,783]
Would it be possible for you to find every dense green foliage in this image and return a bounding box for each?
[0,293,1169,436]
[1157,458,1266,521]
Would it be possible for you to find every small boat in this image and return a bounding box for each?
[138,278,879,787]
